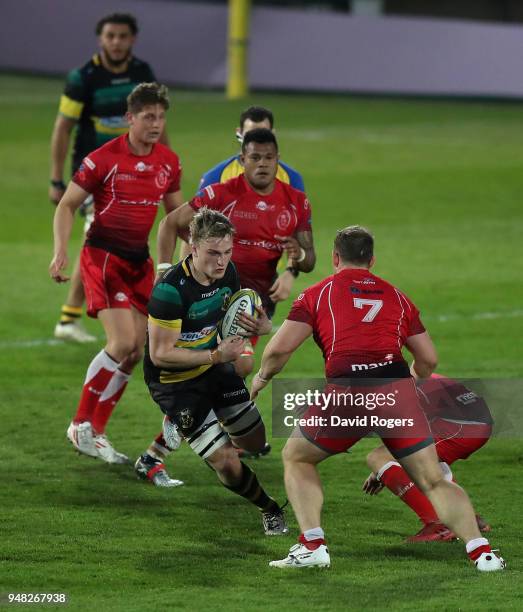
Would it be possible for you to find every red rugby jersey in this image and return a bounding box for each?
[73,134,182,260]
[418,375,493,425]
[189,175,312,300]
[287,268,425,378]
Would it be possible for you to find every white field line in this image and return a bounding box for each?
[0,308,522,350]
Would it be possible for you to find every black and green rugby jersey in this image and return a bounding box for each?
[58,53,156,173]
[144,257,240,384]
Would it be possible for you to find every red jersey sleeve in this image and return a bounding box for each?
[166,154,182,193]
[295,192,312,233]
[72,153,104,193]
[287,290,314,326]
[189,184,223,212]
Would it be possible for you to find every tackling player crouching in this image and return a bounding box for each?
[363,374,494,542]
[141,207,288,534]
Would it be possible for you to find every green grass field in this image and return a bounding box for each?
[1,74,522,611]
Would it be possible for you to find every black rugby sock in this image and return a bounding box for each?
[223,461,279,513]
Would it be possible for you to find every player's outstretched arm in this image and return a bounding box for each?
[250,319,312,399]
[405,331,438,380]
[49,182,90,283]
[157,203,195,266]
[49,115,76,204]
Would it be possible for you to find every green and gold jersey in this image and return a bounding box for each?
[143,257,240,384]
[58,53,156,173]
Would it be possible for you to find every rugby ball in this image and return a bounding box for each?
[221,289,262,338]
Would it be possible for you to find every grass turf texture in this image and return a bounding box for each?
[0,74,522,611]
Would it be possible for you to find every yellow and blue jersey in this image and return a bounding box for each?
[199,154,305,191]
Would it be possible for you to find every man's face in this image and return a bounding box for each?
[127,104,166,145]
[192,235,233,281]
[241,142,279,191]
[98,23,135,66]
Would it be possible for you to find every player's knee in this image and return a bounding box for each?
[127,346,143,366]
[282,439,301,465]
[234,356,254,378]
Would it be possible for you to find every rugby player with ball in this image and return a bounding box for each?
[135,128,316,484]
[142,207,288,535]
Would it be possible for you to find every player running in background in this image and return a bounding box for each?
[49,83,183,464]
[363,374,493,542]
[49,13,166,343]
[134,128,316,484]
[251,225,505,571]
[143,207,288,535]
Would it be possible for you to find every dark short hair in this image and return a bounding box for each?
[334,226,374,266]
[127,83,169,114]
[239,106,274,130]
[241,128,278,153]
[96,13,138,36]
[190,207,235,244]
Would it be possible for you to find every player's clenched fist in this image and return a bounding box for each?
[212,336,246,363]
[49,251,70,283]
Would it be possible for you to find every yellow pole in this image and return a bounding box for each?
[226,0,251,99]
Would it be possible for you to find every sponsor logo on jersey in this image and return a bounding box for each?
[350,287,361,294]
[233,210,258,220]
[237,238,282,251]
[456,391,478,405]
[135,161,153,172]
[353,278,376,285]
[117,173,137,181]
[114,292,128,302]
[179,326,216,341]
[201,288,219,298]
[256,201,268,211]
[84,157,96,170]
[351,360,393,371]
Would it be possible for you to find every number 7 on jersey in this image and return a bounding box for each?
[353,298,383,322]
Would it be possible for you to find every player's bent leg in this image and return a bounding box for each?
[397,443,480,541]
[86,308,139,462]
[282,436,330,532]
[206,441,288,535]
[396,442,505,569]
[367,445,441,531]
[366,445,394,473]
[219,400,267,454]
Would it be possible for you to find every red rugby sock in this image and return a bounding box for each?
[91,369,130,434]
[378,461,439,525]
[73,350,118,423]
